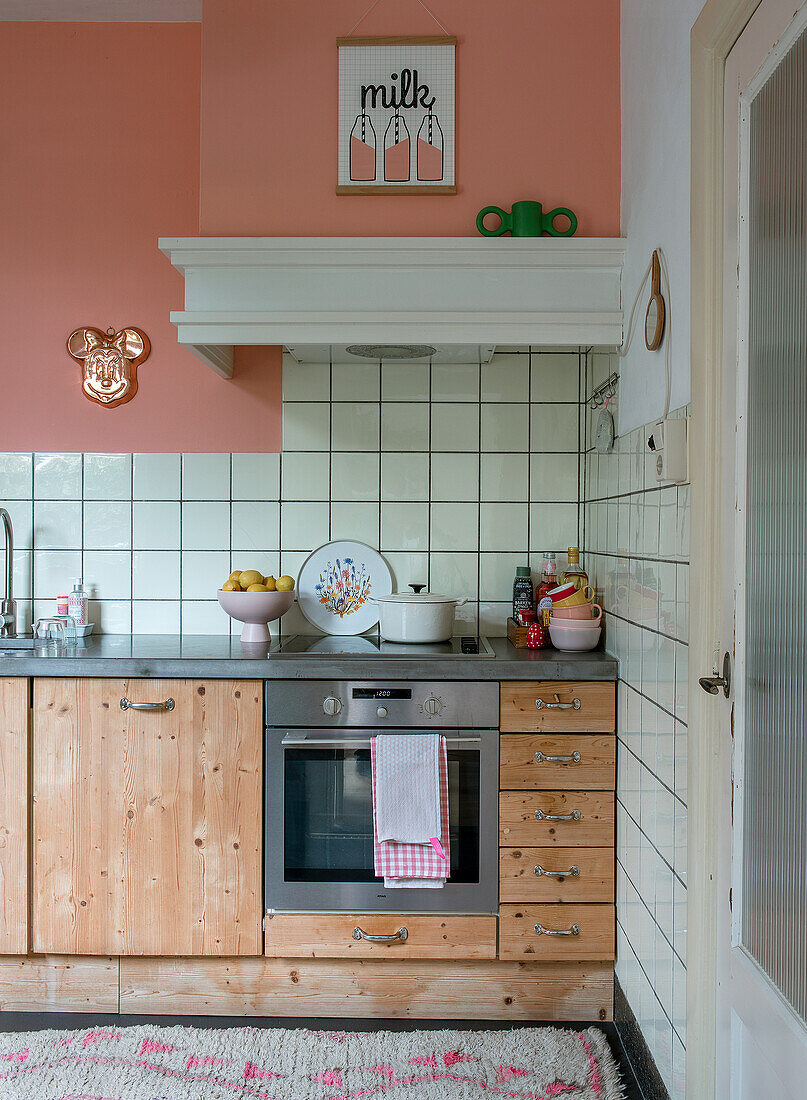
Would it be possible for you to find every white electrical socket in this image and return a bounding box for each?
[647,416,689,483]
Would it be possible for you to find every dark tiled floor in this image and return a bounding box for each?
[0,1013,643,1097]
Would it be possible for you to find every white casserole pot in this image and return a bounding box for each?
[372,587,467,643]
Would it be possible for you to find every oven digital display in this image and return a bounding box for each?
[352,688,412,700]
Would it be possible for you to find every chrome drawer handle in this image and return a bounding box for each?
[534,864,580,878]
[535,695,581,711]
[535,808,581,822]
[353,925,408,944]
[534,922,580,936]
[534,751,581,764]
[120,697,175,712]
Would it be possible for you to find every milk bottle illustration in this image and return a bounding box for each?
[349,113,376,181]
[417,110,443,181]
[384,109,410,182]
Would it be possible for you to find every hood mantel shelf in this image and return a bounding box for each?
[158,236,627,377]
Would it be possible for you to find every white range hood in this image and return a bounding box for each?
[158,236,626,377]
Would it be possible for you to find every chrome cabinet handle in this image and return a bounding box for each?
[534,922,580,936]
[535,807,581,822]
[353,925,408,944]
[120,697,175,712]
[534,864,580,878]
[534,751,581,764]
[535,695,581,711]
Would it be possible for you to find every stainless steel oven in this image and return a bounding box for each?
[265,680,499,913]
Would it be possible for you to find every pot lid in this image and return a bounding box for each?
[376,587,459,605]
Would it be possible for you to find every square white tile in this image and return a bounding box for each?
[133,453,181,500]
[331,452,380,501]
[132,600,181,634]
[231,551,281,583]
[34,501,82,549]
[181,501,230,552]
[480,503,528,553]
[531,352,581,401]
[281,358,330,401]
[330,502,380,545]
[431,362,479,402]
[0,453,32,498]
[282,402,330,451]
[530,404,579,451]
[182,453,230,500]
[84,501,131,550]
[133,501,180,550]
[281,452,330,501]
[181,599,231,635]
[381,403,430,450]
[383,551,429,592]
[280,502,329,551]
[530,454,579,501]
[33,550,82,598]
[2,501,32,548]
[231,501,280,551]
[430,503,478,551]
[332,403,379,451]
[479,552,524,602]
[231,453,280,500]
[478,601,509,637]
[430,404,479,451]
[431,452,480,502]
[381,362,429,401]
[89,599,131,634]
[83,550,132,600]
[480,454,528,502]
[331,361,380,401]
[381,453,429,501]
[181,551,231,600]
[481,354,529,402]
[381,502,429,551]
[529,503,578,551]
[481,403,529,452]
[429,552,478,598]
[34,454,82,499]
[83,453,132,500]
[133,550,181,600]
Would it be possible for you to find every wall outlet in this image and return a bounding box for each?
[647,416,689,483]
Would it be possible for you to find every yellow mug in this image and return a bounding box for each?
[552,585,595,609]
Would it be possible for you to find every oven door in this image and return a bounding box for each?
[266,729,498,913]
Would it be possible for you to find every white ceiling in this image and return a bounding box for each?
[0,0,200,19]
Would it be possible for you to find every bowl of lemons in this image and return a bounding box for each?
[217,569,296,644]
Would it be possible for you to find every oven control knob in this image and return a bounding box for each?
[377,706,388,718]
[322,695,342,716]
[423,696,443,717]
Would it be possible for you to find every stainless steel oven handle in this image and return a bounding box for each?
[280,736,481,748]
[353,925,408,943]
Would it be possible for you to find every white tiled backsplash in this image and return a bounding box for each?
[582,352,689,1100]
[0,348,586,636]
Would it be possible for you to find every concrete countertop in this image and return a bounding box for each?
[0,635,618,680]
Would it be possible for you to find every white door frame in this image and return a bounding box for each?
[689,0,802,1096]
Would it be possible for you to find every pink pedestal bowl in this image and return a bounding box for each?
[217,589,295,644]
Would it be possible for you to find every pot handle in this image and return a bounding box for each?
[455,598,468,607]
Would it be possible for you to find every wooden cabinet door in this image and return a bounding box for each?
[33,679,262,956]
[0,678,29,953]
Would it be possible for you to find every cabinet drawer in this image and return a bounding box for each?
[499,904,615,961]
[500,682,615,734]
[499,790,615,847]
[265,913,497,959]
[500,847,614,903]
[500,735,615,790]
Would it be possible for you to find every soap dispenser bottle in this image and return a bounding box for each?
[68,578,88,628]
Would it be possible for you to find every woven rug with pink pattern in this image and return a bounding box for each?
[0,1023,625,1099]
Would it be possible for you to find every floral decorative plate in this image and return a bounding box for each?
[296,540,393,636]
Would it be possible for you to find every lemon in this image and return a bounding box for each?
[228,570,242,582]
[263,575,277,591]
[276,575,295,592]
[221,579,240,592]
[239,569,263,588]
[246,583,268,592]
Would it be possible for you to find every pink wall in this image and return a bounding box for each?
[0,22,282,454]
[200,0,620,236]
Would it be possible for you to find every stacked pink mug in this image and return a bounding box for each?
[546,582,602,652]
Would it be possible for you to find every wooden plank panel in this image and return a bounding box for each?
[500,734,616,790]
[499,903,615,962]
[120,956,614,1021]
[500,847,614,903]
[266,913,496,959]
[0,954,118,1012]
[500,681,615,734]
[33,679,262,956]
[0,679,29,953]
[499,790,615,847]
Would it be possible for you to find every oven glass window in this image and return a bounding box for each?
[284,748,480,882]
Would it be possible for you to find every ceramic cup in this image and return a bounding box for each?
[552,585,595,609]
[552,603,602,622]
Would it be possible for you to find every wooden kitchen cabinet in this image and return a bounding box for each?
[32,678,262,956]
[0,678,30,954]
[500,681,615,734]
[265,913,497,960]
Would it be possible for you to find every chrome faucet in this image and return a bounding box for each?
[1,508,16,638]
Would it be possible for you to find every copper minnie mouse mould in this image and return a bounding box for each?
[66,326,151,408]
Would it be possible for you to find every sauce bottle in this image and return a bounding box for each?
[512,566,534,624]
[535,552,559,628]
